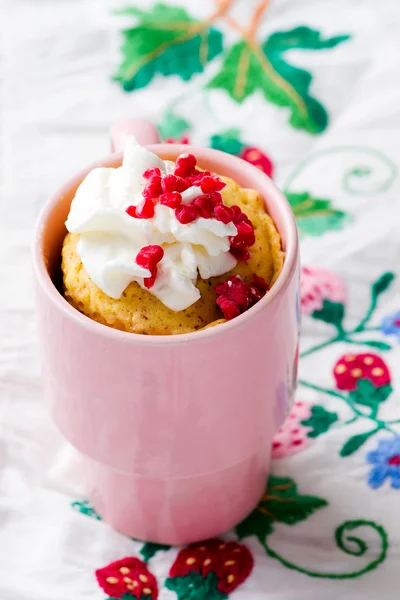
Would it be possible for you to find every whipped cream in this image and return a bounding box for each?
[65,137,237,311]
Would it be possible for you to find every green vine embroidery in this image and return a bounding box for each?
[236,476,388,578]
[113,3,224,91]
[300,271,400,456]
[114,2,350,134]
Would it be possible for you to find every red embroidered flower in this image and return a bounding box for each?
[240,146,274,178]
[167,538,253,596]
[333,353,391,391]
[300,266,346,316]
[95,557,158,599]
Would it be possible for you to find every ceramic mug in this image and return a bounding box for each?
[32,120,300,545]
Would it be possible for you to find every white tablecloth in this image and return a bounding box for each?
[1,0,400,598]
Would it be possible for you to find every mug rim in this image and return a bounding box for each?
[32,144,299,345]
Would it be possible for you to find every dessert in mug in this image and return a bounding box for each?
[62,138,284,335]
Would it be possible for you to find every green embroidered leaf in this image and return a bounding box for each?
[165,571,227,600]
[208,26,350,134]
[236,476,327,544]
[349,380,392,410]
[301,405,339,438]
[312,299,345,329]
[286,191,349,237]
[114,3,223,92]
[71,500,102,520]
[360,340,392,351]
[372,272,395,298]
[210,129,245,155]
[158,109,190,140]
[340,429,377,457]
[140,541,171,562]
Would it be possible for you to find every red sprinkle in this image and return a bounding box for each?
[161,174,188,193]
[214,204,234,224]
[134,197,155,219]
[143,175,162,200]
[143,167,161,180]
[231,205,251,225]
[193,195,214,219]
[159,191,182,209]
[200,175,226,194]
[175,205,198,224]
[125,205,138,218]
[215,273,269,320]
[174,153,197,178]
[230,246,251,262]
[216,296,241,320]
[209,192,223,206]
[231,221,256,249]
[136,245,164,289]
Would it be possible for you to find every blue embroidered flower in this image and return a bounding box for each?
[380,310,400,341]
[367,436,400,489]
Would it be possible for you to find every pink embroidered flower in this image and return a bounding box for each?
[165,135,190,144]
[333,353,391,391]
[272,401,314,458]
[300,266,346,316]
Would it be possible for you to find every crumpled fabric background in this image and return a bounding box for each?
[1,0,400,598]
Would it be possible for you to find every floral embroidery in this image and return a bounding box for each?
[210,129,274,177]
[113,4,224,92]
[333,353,391,393]
[301,405,339,438]
[380,310,400,342]
[300,266,346,321]
[157,108,191,142]
[165,539,253,599]
[208,25,350,134]
[71,499,101,520]
[236,476,388,578]
[114,3,349,134]
[96,557,158,599]
[272,400,314,458]
[367,436,400,489]
[285,191,348,237]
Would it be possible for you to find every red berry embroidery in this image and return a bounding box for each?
[214,204,234,224]
[95,557,158,599]
[174,153,197,178]
[143,167,161,180]
[159,191,182,209]
[200,175,226,194]
[215,274,269,320]
[333,353,391,391]
[167,538,253,596]
[175,205,198,224]
[134,197,155,219]
[240,146,274,178]
[136,245,164,289]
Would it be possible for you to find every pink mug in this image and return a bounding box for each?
[33,120,299,545]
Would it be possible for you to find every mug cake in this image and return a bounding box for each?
[61,138,284,335]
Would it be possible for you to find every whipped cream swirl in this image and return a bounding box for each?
[65,137,237,311]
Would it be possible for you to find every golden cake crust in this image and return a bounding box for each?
[61,177,284,335]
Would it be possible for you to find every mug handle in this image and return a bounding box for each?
[110,118,161,152]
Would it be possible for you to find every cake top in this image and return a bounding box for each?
[65,137,255,312]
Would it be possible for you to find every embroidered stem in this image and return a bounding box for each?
[263,520,388,579]
[284,146,397,195]
[248,0,270,41]
[300,334,342,358]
